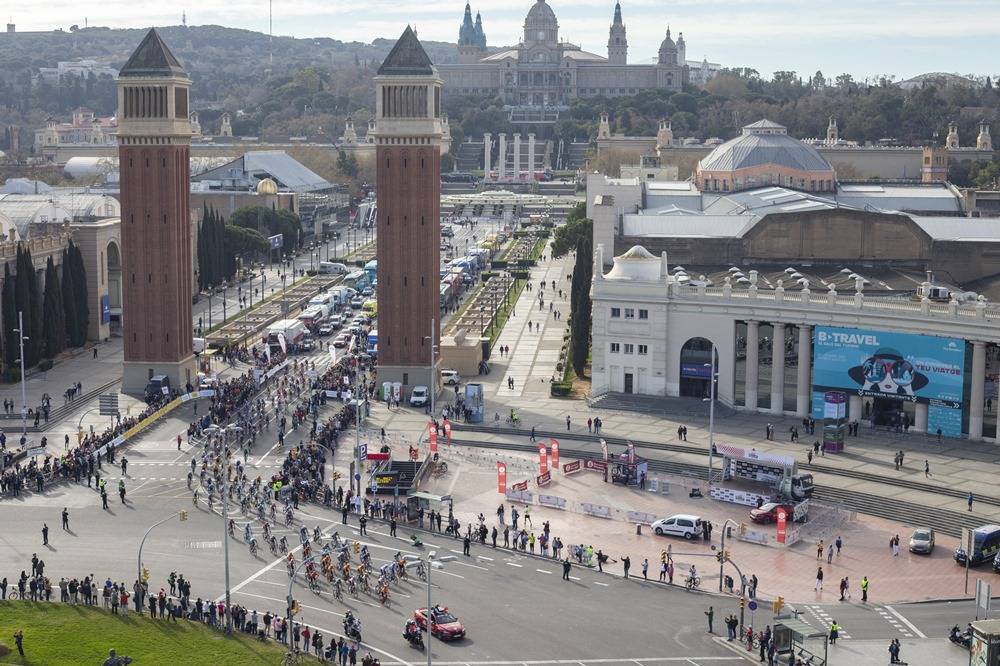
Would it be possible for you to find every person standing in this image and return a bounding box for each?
[924,460,931,477]
[815,566,824,591]
[704,606,714,633]
[562,558,571,581]
[42,523,49,546]
[621,555,631,579]
[829,620,840,645]
[641,558,649,580]
[861,576,869,602]
[62,508,70,531]
[462,535,471,556]
[835,535,843,556]
[968,492,975,512]
[13,629,24,657]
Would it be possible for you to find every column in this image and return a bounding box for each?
[796,324,812,417]
[527,133,536,177]
[849,395,863,423]
[969,341,987,440]
[498,133,507,180]
[483,133,492,177]
[513,134,521,180]
[770,323,785,415]
[914,402,928,433]
[744,321,759,411]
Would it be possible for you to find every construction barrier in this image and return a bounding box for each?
[538,494,567,510]
[625,510,658,525]
[580,502,612,519]
[709,486,770,507]
[504,489,533,505]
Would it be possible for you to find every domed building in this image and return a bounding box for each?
[696,120,836,193]
[437,0,691,106]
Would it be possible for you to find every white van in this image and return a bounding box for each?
[651,514,704,540]
[318,262,349,275]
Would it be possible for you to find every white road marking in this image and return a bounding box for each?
[568,576,580,581]
[885,605,926,638]
[594,582,609,587]
[536,569,552,575]
[506,562,523,568]
[478,556,494,561]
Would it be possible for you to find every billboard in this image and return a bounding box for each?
[812,326,966,437]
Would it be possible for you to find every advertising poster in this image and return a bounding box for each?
[538,442,548,475]
[428,422,438,453]
[549,438,560,468]
[497,461,507,494]
[812,326,965,437]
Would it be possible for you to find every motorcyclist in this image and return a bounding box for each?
[404,619,421,642]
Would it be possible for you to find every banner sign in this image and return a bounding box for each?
[563,460,581,475]
[511,480,529,492]
[536,471,551,487]
[366,452,390,461]
[497,461,507,494]
[776,508,787,544]
[549,438,560,468]
[428,423,438,454]
[584,459,608,473]
[443,419,452,444]
[538,442,548,475]
[812,326,966,437]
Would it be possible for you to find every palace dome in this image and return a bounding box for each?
[699,121,832,173]
[525,0,558,29]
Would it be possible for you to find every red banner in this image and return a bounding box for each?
[549,438,560,469]
[511,480,529,492]
[538,442,548,475]
[584,459,608,473]
[367,452,390,461]
[429,423,438,454]
[537,471,551,487]
[776,508,787,544]
[497,461,507,494]
[563,460,581,475]
[443,419,452,444]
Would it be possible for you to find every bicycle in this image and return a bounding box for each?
[7,590,18,600]
[685,575,701,590]
[282,649,301,666]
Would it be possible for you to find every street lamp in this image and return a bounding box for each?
[423,318,438,419]
[222,283,228,322]
[286,556,315,646]
[407,551,455,666]
[703,342,718,491]
[13,311,28,440]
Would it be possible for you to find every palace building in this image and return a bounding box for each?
[436,0,696,105]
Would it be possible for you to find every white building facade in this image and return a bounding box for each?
[591,244,1000,442]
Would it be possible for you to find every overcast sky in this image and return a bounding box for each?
[16,0,1000,79]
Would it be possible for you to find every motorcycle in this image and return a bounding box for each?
[404,630,424,650]
[949,628,972,649]
[344,617,362,641]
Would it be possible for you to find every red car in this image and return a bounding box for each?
[749,502,796,524]
[414,605,466,640]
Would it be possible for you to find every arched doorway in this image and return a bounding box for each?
[106,241,122,336]
[679,337,717,398]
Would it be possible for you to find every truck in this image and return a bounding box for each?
[297,305,328,328]
[265,319,308,353]
[309,293,337,312]
[367,330,378,357]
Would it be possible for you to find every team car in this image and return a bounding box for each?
[414,605,466,640]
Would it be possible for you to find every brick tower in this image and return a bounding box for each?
[117,29,196,393]
[373,27,444,394]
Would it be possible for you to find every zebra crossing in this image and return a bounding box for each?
[802,604,852,639]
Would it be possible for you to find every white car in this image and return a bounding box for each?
[441,369,460,385]
[409,386,429,407]
[651,514,704,540]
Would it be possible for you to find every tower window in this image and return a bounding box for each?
[403,277,407,286]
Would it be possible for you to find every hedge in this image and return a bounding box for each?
[550,382,572,397]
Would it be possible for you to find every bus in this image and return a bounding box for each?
[362,299,378,318]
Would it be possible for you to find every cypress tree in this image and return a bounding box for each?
[197,203,209,291]
[2,263,16,370]
[13,246,37,366]
[42,256,65,357]
[69,241,89,346]
[61,247,80,348]
[570,237,593,377]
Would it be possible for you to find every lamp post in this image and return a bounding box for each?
[220,424,240,633]
[138,511,184,607]
[207,289,214,330]
[703,342,718,491]
[285,556,315,646]
[222,284,228,322]
[13,311,28,441]
[423,319,438,420]
[414,551,455,666]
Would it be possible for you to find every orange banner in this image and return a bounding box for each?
[497,461,507,494]
[538,442,548,475]
[549,438,559,468]
[429,423,438,454]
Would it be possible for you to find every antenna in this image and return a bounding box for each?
[269,0,273,68]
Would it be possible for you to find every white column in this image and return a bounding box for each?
[914,402,928,433]
[513,134,521,180]
[969,341,987,440]
[796,324,812,417]
[744,320,759,411]
[498,133,507,180]
[483,133,492,177]
[849,395,863,423]
[527,133,536,177]
[770,323,785,415]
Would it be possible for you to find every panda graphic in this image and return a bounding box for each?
[847,347,928,397]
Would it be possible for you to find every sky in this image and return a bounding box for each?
[12,0,1000,79]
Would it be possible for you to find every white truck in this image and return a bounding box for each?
[265,319,309,353]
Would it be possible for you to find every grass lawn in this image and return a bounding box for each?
[0,602,311,665]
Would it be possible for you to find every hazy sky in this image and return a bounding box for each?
[15,0,1000,79]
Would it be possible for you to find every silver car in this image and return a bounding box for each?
[909,527,935,554]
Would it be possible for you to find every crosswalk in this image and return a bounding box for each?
[802,604,852,639]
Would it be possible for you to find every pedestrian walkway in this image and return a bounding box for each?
[492,246,573,400]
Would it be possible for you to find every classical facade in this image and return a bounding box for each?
[436,0,689,105]
[117,29,196,393]
[373,27,444,393]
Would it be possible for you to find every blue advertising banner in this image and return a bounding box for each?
[100,294,110,323]
[811,326,966,437]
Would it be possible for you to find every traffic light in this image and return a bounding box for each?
[353,541,361,554]
[179,510,188,521]
[724,550,731,561]
[291,599,301,616]
[772,596,785,614]
[142,566,150,583]
[716,551,724,563]
[739,596,746,610]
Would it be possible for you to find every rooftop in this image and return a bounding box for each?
[119,28,186,78]
[378,26,435,77]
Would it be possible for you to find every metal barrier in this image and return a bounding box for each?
[504,489,533,504]
[538,494,567,510]
[580,502,611,519]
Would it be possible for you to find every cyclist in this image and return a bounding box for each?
[245,523,254,542]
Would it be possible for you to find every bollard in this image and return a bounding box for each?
[636,523,642,535]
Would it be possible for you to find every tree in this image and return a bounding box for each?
[551,203,593,258]
[67,241,89,346]
[223,224,268,277]
[2,263,16,370]
[41,256,65,358]
[230,206,302,252]
[337,149,359,178]
[569,236,593,377]
[13,246,41,367]
[61,246,80,350]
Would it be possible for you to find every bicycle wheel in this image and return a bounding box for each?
[7,590,18,600]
